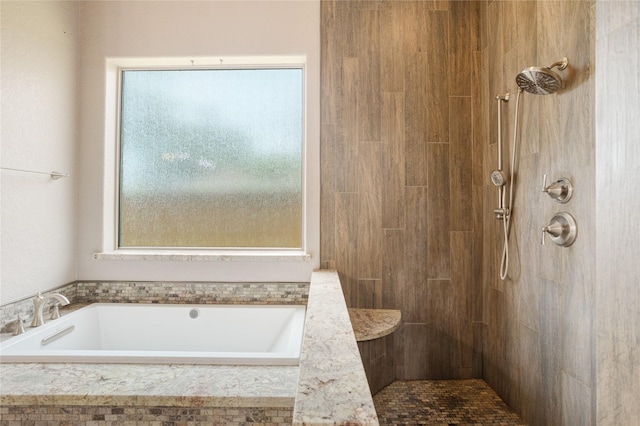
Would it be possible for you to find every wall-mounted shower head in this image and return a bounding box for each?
[490,169,507,187]
[515,57,569,95]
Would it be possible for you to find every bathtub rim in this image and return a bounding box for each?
[0,302,307,366]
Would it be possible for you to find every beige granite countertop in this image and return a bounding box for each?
[293,270,379,425]
[348,308,401,342]
[0,363,298,408]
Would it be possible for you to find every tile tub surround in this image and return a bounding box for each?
[0,281,309,334]
[0,405,294,425]
[0,271,377,424]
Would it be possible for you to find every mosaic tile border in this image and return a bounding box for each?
[0,405,293,425]
[0,281,309,334]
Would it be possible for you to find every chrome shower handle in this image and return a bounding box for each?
[541,174,574,203]
[541,212,577,247]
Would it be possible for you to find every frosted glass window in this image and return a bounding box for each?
[118,68,303,249]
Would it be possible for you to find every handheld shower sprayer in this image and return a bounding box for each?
[490,169,507,187]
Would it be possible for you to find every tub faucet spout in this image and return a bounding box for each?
[31,292,70,327]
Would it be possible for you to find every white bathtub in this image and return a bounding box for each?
[0,303,306,365]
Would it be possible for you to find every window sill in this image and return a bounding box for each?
[93,250,312,262]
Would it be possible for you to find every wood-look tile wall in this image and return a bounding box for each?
[320,0,481,383]
[479,1,596,425]
[595,1,640,424]
[321,2,639,425]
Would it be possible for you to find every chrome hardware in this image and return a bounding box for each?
[542,174,573,203]
[494,207,510,220]
[0,167,69,180]
[41,325,75,346]
[31,292,70,327]
[493,93,510,220]
[12,315,26,336]
[51,304,61,320]
[541,212,577,247]
[548,57,569,71]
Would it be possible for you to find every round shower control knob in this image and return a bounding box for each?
[541,174,573,203]
[541,212,577,247]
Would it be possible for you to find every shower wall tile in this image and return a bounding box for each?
[336,57,358,194]
[425,11,450,142]
[426,143,451,279]
[321,0,480,384]
[356,9,381,143]
[561,273,594,388]
[425,319,455,379]
[381,92,405,229]
[425,279,452,325]
[472,49,489,190]
[380,4,404,94]
[501,1,516,57]
[540,277,561,426]
[404,52,429,186]
[514,1,538,159]
[451,232,474,370]
[402,1,430,53]
[449,96,473,232]
[481,0,596,424]
[480,186,495,323]
[320,123,337,269]
[335,192,358,306]
[357,143,383,279]
[484,287,507,398]
[596,4,640,424]
[382,229,404,311]
[356,279,382,309]
[333,0,358,59]
[472,183,484,323]
[403,323,428,379]
[448,0,472,97]
[517,324,542,425]
[320,0,337,126]
[358,333,396,394]
[472,321,486,378]
[562,373,593,426]
[513,153,540,332]
[404,185,429,319]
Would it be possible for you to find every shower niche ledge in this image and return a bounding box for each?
[348,308,401,342]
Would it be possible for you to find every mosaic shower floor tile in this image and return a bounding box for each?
[373,379,527,425]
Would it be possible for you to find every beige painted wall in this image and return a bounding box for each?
[0,1,78,303]
[76,1,320,282]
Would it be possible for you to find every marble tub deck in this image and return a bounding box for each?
[0,364,299,408]
[0,271,379,425]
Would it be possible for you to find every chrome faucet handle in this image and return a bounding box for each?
[541,212,577,247]
[51,304,61,320]
[13,314,26,336]
[542,174,573,203]
[31,292,70,327]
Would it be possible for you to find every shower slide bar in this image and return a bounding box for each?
[1,167,69,180]
[491,93,510,220]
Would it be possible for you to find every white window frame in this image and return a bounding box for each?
[96,56,317,264]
